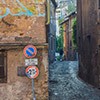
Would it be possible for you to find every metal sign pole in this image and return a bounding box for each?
[32,79,36,100]
[24,45,38,100]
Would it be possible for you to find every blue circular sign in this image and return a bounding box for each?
[24,45,37,58]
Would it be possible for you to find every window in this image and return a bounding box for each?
[0,51,7,83]
[99,0,100,9]
[97,0,100,22]
[49,36,54,51]
[51,36,54,50]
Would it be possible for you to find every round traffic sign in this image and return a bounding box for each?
[25,66,39,79]
[23,45,37,58]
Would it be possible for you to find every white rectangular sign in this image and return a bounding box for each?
[25,58,38,66]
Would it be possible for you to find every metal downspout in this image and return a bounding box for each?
[46,0,50,25]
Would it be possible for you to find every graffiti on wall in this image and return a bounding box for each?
[0,0,45,18]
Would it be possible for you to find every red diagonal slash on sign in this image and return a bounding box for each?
[27,48,34,55]
[23,45,37,58]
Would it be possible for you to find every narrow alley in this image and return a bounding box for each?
[0,0,100,100]
[49,61,100,100]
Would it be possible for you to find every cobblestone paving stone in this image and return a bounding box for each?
[49,61,100,100]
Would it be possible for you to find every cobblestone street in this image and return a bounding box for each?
[49,61,100,100]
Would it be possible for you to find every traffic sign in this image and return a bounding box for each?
[23,45,37,58]
[25,66,39,79]
[25,58,38,66]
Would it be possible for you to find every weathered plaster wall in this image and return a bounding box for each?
[0,46,48,100]
[0,0,49,99]
[0,0,46,44]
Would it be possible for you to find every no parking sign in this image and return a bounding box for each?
[23,45,38,100]
[23,45,37,58]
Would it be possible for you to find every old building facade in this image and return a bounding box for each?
[77,0,100,87]
[0,0,56,99]
[60,12,77,60]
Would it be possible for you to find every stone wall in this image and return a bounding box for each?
[0,0,49,99]
[77,0,100,87]
[0,46,48,100]
[0,0,46,44]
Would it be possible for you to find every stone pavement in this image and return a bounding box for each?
[49,61,100,100]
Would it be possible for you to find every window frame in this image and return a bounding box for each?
[99,0,100,9]
[97,0,100,22]
[0,51,7,83]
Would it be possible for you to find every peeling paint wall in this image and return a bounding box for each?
[0,0,49,99]
[0,46,48,100]
[0,0,46,44]
[0,0,45,18]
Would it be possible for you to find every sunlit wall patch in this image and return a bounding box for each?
[0,0,45,18]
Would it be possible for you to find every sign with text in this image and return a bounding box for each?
[25,58,38,66]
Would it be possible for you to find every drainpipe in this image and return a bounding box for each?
[46,0,50,25]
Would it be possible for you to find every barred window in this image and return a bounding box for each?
[0,51,7,83]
